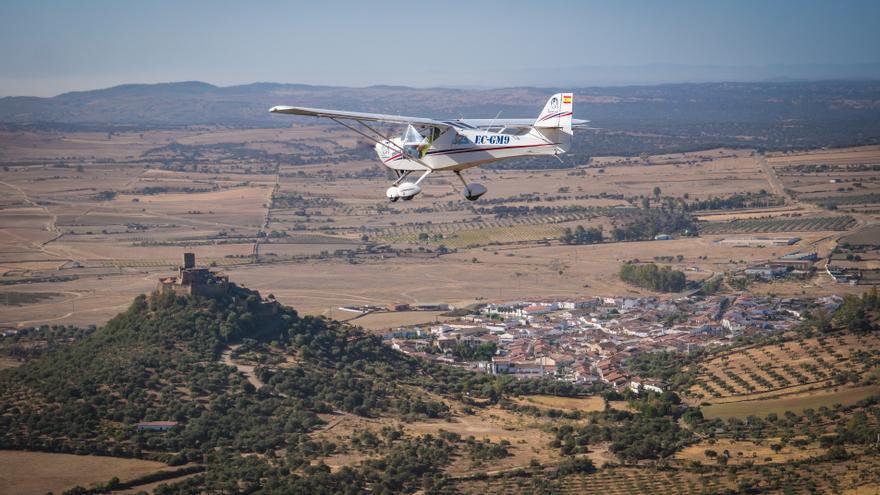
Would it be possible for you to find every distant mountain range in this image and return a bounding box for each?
[1,80,879,138]
[0,82,552,127]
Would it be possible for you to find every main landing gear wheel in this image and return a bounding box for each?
[464,183,487,201]
[454,171,487,201]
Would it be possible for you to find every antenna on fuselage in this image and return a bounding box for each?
[487,110,502,133]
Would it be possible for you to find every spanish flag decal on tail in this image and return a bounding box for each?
[563,95,572,104]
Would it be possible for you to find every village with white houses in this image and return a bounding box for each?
[379,293,845,394]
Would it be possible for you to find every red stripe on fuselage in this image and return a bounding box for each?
[383,152,402,163]
[383,142,557,163]
[427,142,557,156]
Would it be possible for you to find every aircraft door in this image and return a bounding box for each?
[402,125,440,159]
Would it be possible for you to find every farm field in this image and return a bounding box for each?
[694,205,807,222]
[700,385,879,420]
[767,146,880,212]
[339,310,452,332]
[0,356,21,369]
[687,332,880,400]
[675,436,825,465]
[1,228,869,330]
[698,215,857,235]
[225,232,827,317]
[311,402,562,477]
[511,394,606,412]
[1,127,876,331]
[453,454,880,495]
[841,224,880,246]
[455,466,729,495]
[0,450,170,495]
[408,407,561,476]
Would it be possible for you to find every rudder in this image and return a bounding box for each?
[534,93,573,133]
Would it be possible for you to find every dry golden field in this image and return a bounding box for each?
[0,356,21,369]
[1,128,876,331]
[0,450,171,495]
[700,385,879,420]
[675,435,825,466]
[0,129,878,495]
[337,310,452,331]
[511,395,606,412]
[310,403,563,476]
[767,146,880,210]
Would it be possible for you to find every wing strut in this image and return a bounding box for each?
[327,118,435,170]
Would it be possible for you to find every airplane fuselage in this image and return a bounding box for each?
[376,126,571,172]
[270,92,581,201]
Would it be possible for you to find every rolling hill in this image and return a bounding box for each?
[0,283,878,493]
[0,281,573,493]
[0,81,878,152]
[2,80,879,155]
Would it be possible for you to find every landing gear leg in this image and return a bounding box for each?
[454,171,471,198]
[454,170,487,201]
[392,170,413,186]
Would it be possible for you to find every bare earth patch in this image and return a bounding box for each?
[0,450,169,495]
[511,395,605,412]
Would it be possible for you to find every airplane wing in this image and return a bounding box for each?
[459,118,591,129]
[269,105,450,128]
[458,118,535,128]
[270,106,591,130]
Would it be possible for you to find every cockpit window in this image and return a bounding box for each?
[452,134,471,145]
[416,126,442,141]
[402,125,428,159]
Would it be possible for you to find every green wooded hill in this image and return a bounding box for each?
[0,284,576,493]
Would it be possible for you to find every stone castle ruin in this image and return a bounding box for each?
[158,253,229,297]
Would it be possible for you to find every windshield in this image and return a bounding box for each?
[402,125,425,158]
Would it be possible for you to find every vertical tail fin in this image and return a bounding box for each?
[534,93,573,133]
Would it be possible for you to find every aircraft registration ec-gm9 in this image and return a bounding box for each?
[269,93,587,202]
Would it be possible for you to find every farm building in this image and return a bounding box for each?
[826,265,860,284]
[770,259,814,270]
[719,237,800,247]
[522,305,552,316]
[136,421,178,432]
[629,377,666,394]
[412,303,451,311]
[483,356,556,376]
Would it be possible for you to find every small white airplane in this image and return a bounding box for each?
[270,93,587,202]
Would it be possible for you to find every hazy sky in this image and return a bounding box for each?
[1,0,879,96]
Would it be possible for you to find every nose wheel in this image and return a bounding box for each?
[387,169,431,202]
